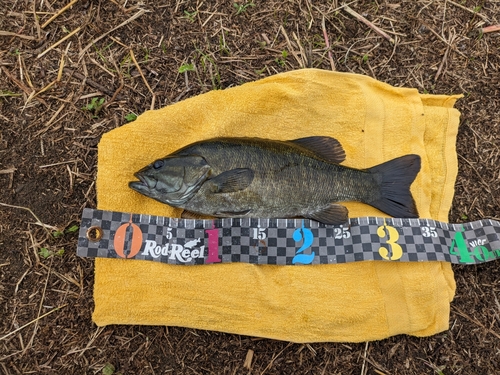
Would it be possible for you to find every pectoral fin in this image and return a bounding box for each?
[306,204,349,225]
[290,136,346,164]
[210,168,254,193]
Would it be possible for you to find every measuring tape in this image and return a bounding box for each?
[77,208,500,266]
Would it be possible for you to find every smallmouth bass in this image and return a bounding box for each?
[129,136,421,224]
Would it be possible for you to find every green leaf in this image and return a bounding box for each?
[55,248,65,256]
[52,230,64,238]
[234,1,255,15]
[102,363,115,375]
[0,90,22,97]
[83,97,105,112]
[178,63,195,73]
[182,10,198,22]
[66,224,80,233]
[39,248,51,258]
[125,113,137,122]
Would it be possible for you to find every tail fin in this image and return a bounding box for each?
[368,155,421,218]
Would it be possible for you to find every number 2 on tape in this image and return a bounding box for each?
[292,221,315,264]
[377,220,403,260]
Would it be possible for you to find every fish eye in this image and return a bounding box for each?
[153,160,164,169]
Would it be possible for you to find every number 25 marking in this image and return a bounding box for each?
[334,226,350,239]
[377,221,403,260]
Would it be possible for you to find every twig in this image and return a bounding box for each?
[34,103,66,137]
[25,258,53,353]
[58,46,68,81]
[260,343,292,375]
[37,27,81,58]
[292,32,309,68]
[79,8,147,59]
[447,0,489,21]
[435,30,456,82]
[360,342,369,375]
[0,30,37,40]
[0,202,53,237]
[343,5,395,44]
[482,24,500,33]
[150,93,156,111]
[359,354,388,374]
[1,66,48,106]
[243,349,254,370]
[104,59,124,107]
[63,68,116,97]
[34,49,66,97]
[19,54,33,88]
[32,0,41,40]
[70,326,105,358]
[38,81,56,97]
[42,0,80,28]
[419,21,467,58]
[458,154,500,208]
[130,49,154,95]
[0,304,67,341]
[39,160,79,169]
[279,25,303,68]
[321,16,336,71]
[0,168,16,174]
[434,45,450,82]
[453,306,500,339]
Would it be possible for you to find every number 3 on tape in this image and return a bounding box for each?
[377,220,403,261]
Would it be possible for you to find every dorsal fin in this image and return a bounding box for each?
[289,136,346,164]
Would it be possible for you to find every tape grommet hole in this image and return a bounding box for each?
[87,226,103,242]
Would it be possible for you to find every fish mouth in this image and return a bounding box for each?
[129,173,156,192]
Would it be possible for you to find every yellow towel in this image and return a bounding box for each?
[93,69,461,342]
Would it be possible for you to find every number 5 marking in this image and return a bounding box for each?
[377,221,403,260]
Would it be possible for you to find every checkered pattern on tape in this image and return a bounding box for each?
[395,224,453,262]
[77,208,116,258]
[77,209,500,265]
[482,221,500,249]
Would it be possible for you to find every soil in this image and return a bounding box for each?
[1,0,499,374]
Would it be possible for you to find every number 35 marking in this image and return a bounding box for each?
[422,226,437,237]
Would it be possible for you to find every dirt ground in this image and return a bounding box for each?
[1,0,500,374]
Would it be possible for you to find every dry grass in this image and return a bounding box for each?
[1,0,500,374]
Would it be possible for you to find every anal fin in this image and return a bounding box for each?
[306,204,349,225]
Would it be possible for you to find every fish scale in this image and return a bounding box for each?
[77,208,500,266]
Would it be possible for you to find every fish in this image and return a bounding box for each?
[129,136,421,224]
